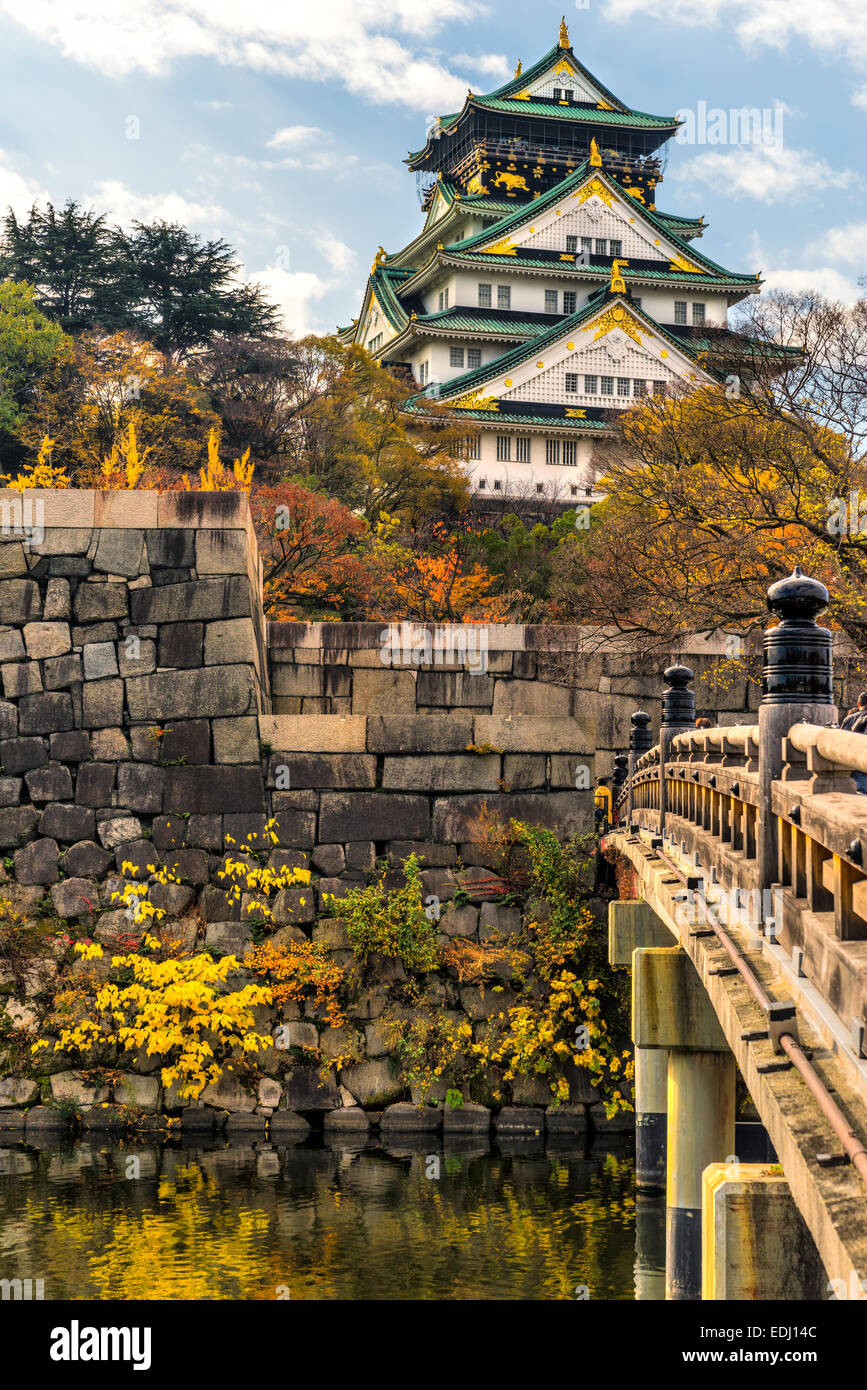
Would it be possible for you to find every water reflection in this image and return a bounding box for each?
[0,1133,637,1301]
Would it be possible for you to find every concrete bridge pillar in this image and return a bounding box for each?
[632,946,735,1300]
[702,1163,826,1300]
[609,901,673,1190]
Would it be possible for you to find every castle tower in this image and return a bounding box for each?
[339,23,791,503]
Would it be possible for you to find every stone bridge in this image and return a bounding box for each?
[605,568,867,1301]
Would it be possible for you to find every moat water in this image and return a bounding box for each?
[0,1132,655,1301]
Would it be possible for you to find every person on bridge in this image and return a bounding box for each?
[841,692,867,793]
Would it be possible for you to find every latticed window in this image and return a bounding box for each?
[617,377,630,396]
[563,291,577,314]
[438,289,449,311]
[566,235,578,253]
[563,440,577,465]
[449,347,465,367]
[581,236,592,253]
[368,333,383,352]
[565,372,579,392]
[497,285,511,309]
[595,239,607,256]
[692,302,706,325]
[544,290,558,313]
[609,239,623,258]
[545,439,560,465]
[674,301,687,325]
[493,479,502,490]
[600,376,614,395]
[496,435,511,461]
[478,283,492,307]
[516,437,531,463]
[584,374,598,393]
[418,361,429,386]
[467,348,481,368]
[465,435,481,460]
[633,378,646,396]
[653,379,666,395]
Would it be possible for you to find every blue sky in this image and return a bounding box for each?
[0,0,864,335]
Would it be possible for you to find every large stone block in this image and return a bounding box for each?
[351,668,416,715]
[266,753,376,789]
[473,715,595,753]
[75,762,115,806]
[212,716,259,764]
[259,714,366,752]
[0,579,42,623]
[158,622,203,669]
[63,839,111,877]
[195,529,247,574]
[0,542,27,577]
[417,671,495,708]
[145,528,195,569]
[204,617,257,666]
[82,642,118,680]
[164,765,265,815]
[50,876,98,918]
[339,1058,402,1106]
[117,636,156,678]
[50,730,91,762]
[129,578,251,625]
[130,719,211,765]
[381,754,501,793]
[82,679,124,729]
[270,664,324,697]
[283,1068,339,1112]
[93,528,145,578]
[25,762,73,802]
[14,837,59,885]
[19,691,73,734]
[319,792,429,842]
[0,806,37,846]
[0,737,47,775]
[126,665,256,720]
[41,802,97,843]
[502,754,546,790]
[1,662,42,697]
[366,713,474,753]
[492,679,573,717]
[432,791,592,842]
[93,491,158,529]
[73,582,129,622]
[43,578,71,621]
[0,776,21,805]
[117,762,165,813]
[43,654,83,690]
[0,628,24,663]
[23,621,71,659]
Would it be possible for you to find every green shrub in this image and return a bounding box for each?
[335,854,439,972]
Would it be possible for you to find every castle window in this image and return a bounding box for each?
[450,347,465,367]
[692,302,706,325]
[632,296,641,309]
[565,372,579,392]
[478,478,486,489]
[466,435,481,460]
[563,440,577,465]
[496,435,511,461]
[595,239,607,256]
[570,484,578,496]
[536,483,544,493]
[516,437,531,463]
[553,88,562,101]
[493,479,502,490]
[546,439,560,464]
[584,374,598,393]
[478,283,492,307]
[633,378,646,396]
[674,300,687,325]
[653,379,666,395]
[438,288,449,311]
[497,285,511,310]
[467,348,482,368]
[581,236,592,253]
[609,239,623,258]
[617,377,630,396]
[600,376,614,395]
[563,291,577,313]
[566,235,578,253]
[545,290,558,313]
[418,361,429,386]
[368,333,383,352]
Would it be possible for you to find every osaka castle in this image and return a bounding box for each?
[339,19,765,502]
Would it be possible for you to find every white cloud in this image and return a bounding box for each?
[853,84,867,109]
[319,233,356,277]
[197,99,232,110]
[670,144,858,204]
[452,51,510,78]
[0,149,50,217]
[806,220,867,266]
[0,0,489,111]
[91,179,230,228]
[759,265,862,303]
[266,125,324,151]
[603,0,867,105]
[249,263,333,336]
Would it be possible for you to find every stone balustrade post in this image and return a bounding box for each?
[660,664,695,834]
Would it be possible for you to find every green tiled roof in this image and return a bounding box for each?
[404,400,611,429]
[483,43,627,113]
[436,250,756,290]
[471,97,677,128]
[415,308,555,336]
[425,291,725,405]
[451,164,746,281]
